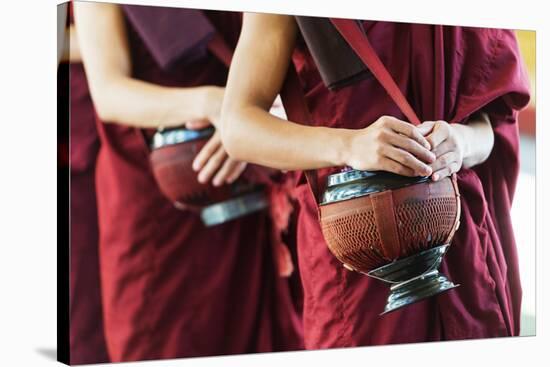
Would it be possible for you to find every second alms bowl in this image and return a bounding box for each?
[150,126,267,225]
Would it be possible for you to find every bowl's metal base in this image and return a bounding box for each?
[367,244,459,315]
[381,269,458,314]
[200,190,268,226]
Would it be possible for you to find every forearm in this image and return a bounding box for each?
[91,76,212,128]
[454,112,494,168]
[223,104,350,171]
[74,2,212,129]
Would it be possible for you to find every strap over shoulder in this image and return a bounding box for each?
[329,18,421,126]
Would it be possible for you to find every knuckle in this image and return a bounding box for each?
[374,144,385,156]
[405,140,418,152]
[379,116,393,127]
[378,130,390,141]
[373,128,384,140]
[402,153,413,165]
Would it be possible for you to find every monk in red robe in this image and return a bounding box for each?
[60,4,110,364]
[221,15,530,347]
[73,3,302,362]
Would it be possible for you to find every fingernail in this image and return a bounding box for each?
[433,173,439,181]
[192,162,199,171]
[213,180,221,187]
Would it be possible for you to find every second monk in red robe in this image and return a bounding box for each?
[74,3,303,362]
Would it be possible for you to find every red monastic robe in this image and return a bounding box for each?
[93,9,303,362]
[68,4,110,364]
[290,21,530,348]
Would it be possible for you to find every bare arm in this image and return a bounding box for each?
[73,2,221,128]
[418,113,495,181]
[221,14,349,170]
[221,14,434,176]
[454,113,494,169]
[74,2,246,186]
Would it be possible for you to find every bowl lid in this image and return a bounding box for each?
[151,126,215,149]
[321,169,430,205]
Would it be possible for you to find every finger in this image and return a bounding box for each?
[386,133,436,164]
[212,159,243,187]
[429,151,458,173]
[213,160,247,186]
[417,120,436,136]
[385,117,431,150]
[379,157,417,177]
[225,162,247,184]
[211,159,233,187]
[431,139,455,158]
[432,161,461,181]
[384,146,433,176]
[185,119,211,130]
[425,121,449,150]
[192,134,221,171]
[197,146,226,184]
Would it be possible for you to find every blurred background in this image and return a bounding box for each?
[513,30,535,336]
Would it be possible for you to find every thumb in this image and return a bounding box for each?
[417,121,436,136]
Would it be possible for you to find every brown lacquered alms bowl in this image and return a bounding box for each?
[150,127,267,226]
[319,169,461,314]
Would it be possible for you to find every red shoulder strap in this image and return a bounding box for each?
[329,18,421,126]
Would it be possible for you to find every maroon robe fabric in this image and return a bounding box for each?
[93,8,302,362]
[70,64,110,365]
[290,21,530,348]
[68,4,110,364]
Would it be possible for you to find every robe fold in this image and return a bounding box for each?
[290,21,530,348]
[93,6,303,362]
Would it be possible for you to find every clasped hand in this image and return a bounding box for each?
[345,116,465,181]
